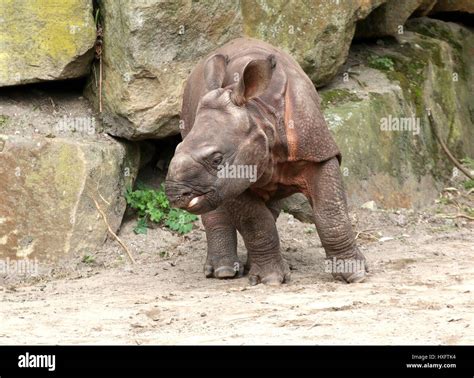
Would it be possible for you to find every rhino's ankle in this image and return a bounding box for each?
[204,254,244,279]
[247,256,290,286]
[325,246,368,283]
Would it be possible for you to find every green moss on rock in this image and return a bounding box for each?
[320,89,362,109]
[0,0,96,86]
[321,18,474,208]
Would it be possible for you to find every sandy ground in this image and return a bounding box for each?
[1,187,473,345]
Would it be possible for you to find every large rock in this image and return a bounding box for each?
[0,0,96,87]
[241,0,386,86]
[0,134,139,262]
[355,0,424,39]
[283,17,474,219]
[0,88,140,263]
[278,193,314,224]
[85,0,243,140]
[86,0,386,139]
[406,17,474,159]
[431,0,474,14]
[328,18,474,208]
[413,0,438,17]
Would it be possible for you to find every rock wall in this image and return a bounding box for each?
[86,0,473,144]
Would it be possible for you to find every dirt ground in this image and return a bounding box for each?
[1,186,473,345]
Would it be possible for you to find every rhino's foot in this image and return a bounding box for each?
[332,269,366,283]
[204,258,245,279]
[248,258,291,286]
[330,249,369,284]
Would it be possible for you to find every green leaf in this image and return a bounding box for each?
[165,208,198,234]
[82,254,95,264]
[464,179,474,190]
[134,218,148,234]
[149,208,165,223]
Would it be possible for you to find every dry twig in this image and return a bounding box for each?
[95,25,104,113]
[438,213,474,221]
[427,109,473,180]
[355,228,378,241]
[90,195,136,264]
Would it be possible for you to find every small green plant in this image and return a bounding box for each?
[368,55,395,71]
[125,183,198,235]
[461,157,474,169]
[460,157,474,190]
[94,8,101,26]
[464,207,474,217]
[82,254,95,264]
[304,227,315,234]
[463,179,474,190]
[438,196,452,206]
[0,114,9,128]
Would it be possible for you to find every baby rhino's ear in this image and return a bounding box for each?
[231,54,276,106]
[204,54,228,91]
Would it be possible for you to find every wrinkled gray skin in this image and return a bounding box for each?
[165,38,367,285]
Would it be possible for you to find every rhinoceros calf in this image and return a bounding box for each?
[165,38,367,285]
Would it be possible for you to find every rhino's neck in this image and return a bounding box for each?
[249,98,288,162]
[248,98,277,147]
[246,98,283,188]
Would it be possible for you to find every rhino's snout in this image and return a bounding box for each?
[165,153,214,213]
[164,182,194,209]
[165,180,214,214]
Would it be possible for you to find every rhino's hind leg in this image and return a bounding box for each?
[225,191,290,286]
[304,157,368,283]
[266,200,282,221]
[201,208,244,279]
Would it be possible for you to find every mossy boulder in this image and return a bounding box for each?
[325,17,474,209]
[0,134,140,263]
[0,0,96,87]
[406,17,474,158]
[282,17,474,218]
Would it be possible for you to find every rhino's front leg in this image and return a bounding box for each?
[225,191,290,286]
[201,207,244,279]
[304,157,368,283]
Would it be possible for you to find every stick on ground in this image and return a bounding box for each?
[438,213,474,221]
[90,195,136,264]
[427,109,473,180]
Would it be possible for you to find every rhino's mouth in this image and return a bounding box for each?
[185,193,217,215]
[187,195,205,210]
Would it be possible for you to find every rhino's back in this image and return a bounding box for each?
[181,38,341,164]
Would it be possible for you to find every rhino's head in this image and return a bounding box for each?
[165,54,276,214]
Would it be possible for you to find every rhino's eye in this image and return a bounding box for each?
[210,154,223,167]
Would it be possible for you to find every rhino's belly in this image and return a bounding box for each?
[250,184,299,202]
[250,160,310,202]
